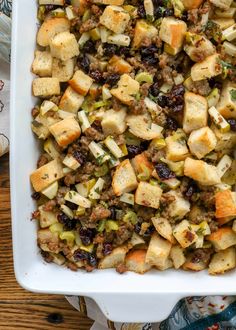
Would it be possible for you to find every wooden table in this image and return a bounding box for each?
[0,154,93,329]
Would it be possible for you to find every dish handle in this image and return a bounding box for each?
[92,293,183,323]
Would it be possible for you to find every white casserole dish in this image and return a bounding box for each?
[10,0,236,323]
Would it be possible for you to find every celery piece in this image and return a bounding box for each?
[80,243,94,253]
[135,72,153,84]
[95,163,109,177]
[60,231,75,247]
[82,9,91,22]
[137,164,151,181]
[97,219,106,232]
[123,211,137,225]
[50,223,63,234]
[106,220,119,232]
[76,206,86,216]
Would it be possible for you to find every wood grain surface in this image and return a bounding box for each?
[0,154,93,329]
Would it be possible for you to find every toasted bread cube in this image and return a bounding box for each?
[69,70,93,96]
[183,252,210,271]
[101,108,127,136]
[100,6,130,34]
[166,135,189,162]
[152,217,175,243]
[112,159,138,196]
[125,249,152,274]
[52,58,74,82]
[98,245,128,269]
[215,190,236,219]
[191,54,222,81]
[183,92,208,133]
[182,0,203,9]
[212,18,235,30]
[187,127,217,159]
[94,0,124,4]
[30,158,64,192]
[206,228,236,250]
[38,229,60,253]
[210,0,233,9]
[50,31,79,61]
[37,17,70,47]
[173,220,198,248]
[132,20,158,49]
[184,157,221,185]
[59,86,84,113]
[108,56,132,74]
[131,153,154,177]
[49,117,81,147]
[159,17,187,52]
[184,34,215,62]
[39,205,58,228]
[212,125,236,152]
[135,182,162,209]
[32,51,53,77]
[145,233,172,269]
[167,191,190,220]
[217,81,236,119]
[32,78,60,98]
[111,74,140,105]
[170,245,186,269]
[208,247,236,275]
[127,114,162,140]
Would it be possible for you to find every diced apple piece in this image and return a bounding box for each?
[145,233,172,269]
[206,227,236,250]
[125,249,152,274]
[64,190,91,208]
[38,229,60,253]
[101,108,127,136]
[208,247,236,275]
[152,217,175,243]
[191,54,222,81]
[184,157,221,185]
[187,127,217,159]
[112,159,138,196]
[98,245,128,269]
[132,20,157,49]
[173,220,198,248]
[170,245,186,269]
[49,117,81,148]
[135,182,162,209]
[130,232,145,247]
[212,18,235,30]
[217,81,236,119]
[63,154,80,170]
[39,205,58,228]
[41,181,59,200]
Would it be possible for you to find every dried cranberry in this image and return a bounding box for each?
[137,4,146,18]
[149,82,160,97]
[73,150,86,165]
[154,6,166,18]
[171,84,185,97]
[57,213,77,230]
[185,181,199,200]
[155,163,176,179]
[74,249,89,261]
[157,94,168,107]
[45,5,58,12]
[134,222,141,234]
[109,207,117,220]
[143,225,155,237]
[31,192,40,200]
[172,104,184,113]
[165,117,179,131]
[127,144,144,158]
[65,201,78,210]
[119,47,131,57]
[79,227,95,246]
[105,73,120,86]
[140,45,159,65]
[164,8,174,16]
[103,243,112,256]
[181,11,188,21]
[88,253,97,267]
[82,40,96,54]
[89,69,104,83]
[208,78,222,90]
[103,43,118,56]
[227,118,236,131]
[79,55,90,73]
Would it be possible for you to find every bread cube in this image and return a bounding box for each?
[212,125,236,152]
[217,81,236,119]
[182,0,203,9]
[184,157,221,185]
[132,20,158,49]
[39,205,58,228]
[69,70,93,96]
[173,220,198,248]
[98,245,128,269]
[166,134,189,162]
[212,18,235,30]
[131,153,154,178]
[112,159,138,196]
[49,117,81,147]
[125,249,152,274]
[32,51,52,77]
[37,229,60,253]
[127,113,162,140]
[101,108,127,136]
[94,0,124,4]
[210,0,233,9]
[166,191,190,220]
[99,6,130,34]
[170,245,186,269]
[32,78,60,98]
[50,31,79,61]
[59,86,84,113]
[183,252,210,271]
[152,217,175,243]
[191,54,222,81]
[206,228,236,251]
[187,127,217,159]
[52,58,75,82]
[215,190,236,220]
[37,17,70,47]
[184,34,215,62]
[30,158,64,192]
[159,17,187,53]
[208,247,236,275]
[108,56,132,74]
[158,258,173,271]
[111,74,140,105]
[135,182,162,209]
[145,233,172,269]
[183,92,208,133]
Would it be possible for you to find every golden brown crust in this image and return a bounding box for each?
[49,117,81,147]
[215,190,236,219]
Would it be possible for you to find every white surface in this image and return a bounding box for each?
[10,0,236,323]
